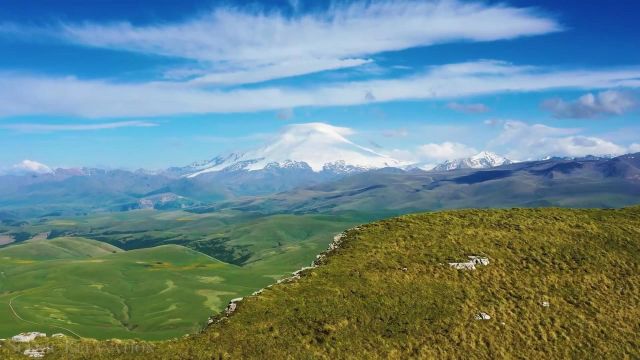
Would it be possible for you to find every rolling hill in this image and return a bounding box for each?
[0,238,276,340]
[0,237,122,260]
[4,207,638,359]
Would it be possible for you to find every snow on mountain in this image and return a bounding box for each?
[186,123,405,177]
[431,151,512,171]
[8,160,54,175]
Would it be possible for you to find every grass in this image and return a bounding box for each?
[0,211,361,343]
[3,207,637,359]
[0,240,276,341]
[0,237,122,260]
[0,210,363,267]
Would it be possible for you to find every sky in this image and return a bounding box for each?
[0,0,639,170]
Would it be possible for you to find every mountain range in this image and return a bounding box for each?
[431,151,512,171]
[0,122,637,219]
[5,123,507,179]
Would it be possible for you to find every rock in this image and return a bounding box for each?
[448,262,476,270]
[251,289,264,296]
[475,312,491,320]
[542,301,550,307]
[468,256,490,265]
[24,347,50,358]
[225,302,238,315]
[12,332,46,343]
[51,333,65,338]
[449,255,490,270]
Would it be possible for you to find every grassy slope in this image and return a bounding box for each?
[0,237,122,260]
[0,240,274,341]
[1,210,362,267]
[11,207,638,359]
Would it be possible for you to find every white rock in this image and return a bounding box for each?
[449,262,476,270]
[468,256,490,266]
[24,347,50,358]
[475,312,491,320]
[12,332,46,343]
[225,302,238,315]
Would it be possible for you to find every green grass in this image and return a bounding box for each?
[0,240,275,341]
[4,207,637,359]
[0,212,361,343]
[1,210,363,267]
[0,237,122,260]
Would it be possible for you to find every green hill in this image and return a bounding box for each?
[0,238,275,341]
[0,236,122,260]
[5,207,637,359]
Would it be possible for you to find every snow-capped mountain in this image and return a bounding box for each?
[184,123,405,178]
[432,151,512,171]
[4,160,53,175]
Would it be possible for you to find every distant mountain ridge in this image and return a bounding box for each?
[432,151,513,171]
[199,152,640,216]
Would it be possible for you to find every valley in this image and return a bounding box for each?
[0,237,273,340]
[0,212,364,340]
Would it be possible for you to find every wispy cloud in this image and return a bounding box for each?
[447,102,490,113]
[541,90,637,119]
[2,0,561,86]
[491,120,627,159]
[1,61,640,118]
[447,102,491,114]
[382,128,409,138]
[276,108,295,120]
[1,120,158,132]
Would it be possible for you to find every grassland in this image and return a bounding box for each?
[3,207,637,359]
[0,211,360,342]
[0,210,363,268]
[0,238,275,341]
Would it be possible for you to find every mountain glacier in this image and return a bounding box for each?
[184,123,405,178]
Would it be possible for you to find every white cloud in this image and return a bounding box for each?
[57,1,560,62]
[630,143,640,153]
[1,120,158,132]
[542,90,637,119]
[447,102,490,113]
[417,141,478,161]
[187,58,372,86]
[2,0,561,86]
[387,141,477,169]
[2,61,640,118]
[492,120,627,160]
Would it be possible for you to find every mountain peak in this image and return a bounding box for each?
[186,122,404,177]
[432,151,512,171]
[9,160,54,175]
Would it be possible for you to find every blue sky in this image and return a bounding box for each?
[0,0,639,169]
